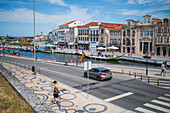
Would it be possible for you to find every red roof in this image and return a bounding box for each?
[153,20,162,22]
[78,22,100,28]
[35,35,42,37]
[58,20,77,27]
[53,28,59,31]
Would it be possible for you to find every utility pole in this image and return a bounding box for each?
[33,0,36,75]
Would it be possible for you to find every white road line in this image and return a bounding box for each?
[151,100,170,107]
[165,94,170,97]
[158,97,170,102]
[135,107,156,113]
[144,103,170,112]
[104,92,134,102]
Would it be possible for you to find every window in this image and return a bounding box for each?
[123,47,125,53]
[132,39,135,45]
[91,30,92,35]
[157,36,161,43]
[87,37,89,41]
[91,37,92,41]
[128,22,130,26]
[118,31,121,35]
[118,39,121,45]
[81,30,83,35]
[147,31,149,36]
[79,37,80,41]
[101,29,104,34]
[93,30,95,36]
[150,31,153,36]
[79,30,80,35]
[148,18,150,23]
[83,37,84,41]
[114,32,117,36]
[140,42,142,51]
[82,30,84,35]
[164,37,167,44]
[85,30,86,35]
[93,37,95,41]
[144,31,147,36]
[127,29,130,36]
[110,39,113,44]
[164,27,167,33]
[87,29,89,35]
[140,31,143,36]
[110,31,113,35]
[123,39,125,45]
[123,31,126,36]
[132,31,135,36]
[150,42,152,51]
[96,30,99,36]
[96,37,98,42]
[114,39,117,45]
[144,18,146,24]
[101,38,104,43]
[85,37,86,41]
[158,27,161,33]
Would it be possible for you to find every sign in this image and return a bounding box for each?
[84,61,91,70]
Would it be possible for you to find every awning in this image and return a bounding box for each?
[45,45,56,47]
[68,43,74,45]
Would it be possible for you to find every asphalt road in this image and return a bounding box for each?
[1,56,170,112]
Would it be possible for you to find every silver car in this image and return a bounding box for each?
[84,67,112,81]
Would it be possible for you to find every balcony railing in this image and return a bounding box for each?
[126,44,131,46]
[100,41,104,43]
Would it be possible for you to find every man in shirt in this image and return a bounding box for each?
[53,81,60,104]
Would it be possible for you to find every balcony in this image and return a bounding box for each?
[100,41,104,43]
[126,44,131,46]
[157,33,161,35]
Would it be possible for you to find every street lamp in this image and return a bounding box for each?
[143,51,151,76]
[33,0,36,75]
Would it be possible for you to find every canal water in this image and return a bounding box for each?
[2,49,161,69]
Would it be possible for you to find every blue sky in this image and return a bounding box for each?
[0,0,170,37]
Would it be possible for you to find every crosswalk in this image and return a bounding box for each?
[135,94,170,113]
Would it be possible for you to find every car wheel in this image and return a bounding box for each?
[84,73,87,78]
[97,76,101,81]
[108,77,112,80]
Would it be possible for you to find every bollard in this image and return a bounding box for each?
[134,73,136,79]
[122,69,124,74]
[141,74,142,80]
[148,76,149,83]
[129,71,131,76]
[157,79,159,86]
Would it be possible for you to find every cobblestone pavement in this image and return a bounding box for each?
[1,62,133,113]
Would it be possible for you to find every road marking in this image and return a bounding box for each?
[104,92,134,102]
[165,94,170,97]
[144,103,170,112]
[151,100,170,107]
[135,107,156,113]
[158,97,170,102]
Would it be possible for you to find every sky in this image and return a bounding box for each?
[0,0,170,37]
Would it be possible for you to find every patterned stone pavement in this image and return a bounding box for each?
[2,62,132,113]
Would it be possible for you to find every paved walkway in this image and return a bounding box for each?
[2,62,132,113]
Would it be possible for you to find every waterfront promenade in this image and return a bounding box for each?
[1,54,170,112]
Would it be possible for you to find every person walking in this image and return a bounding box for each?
[161,62,166,77]
[164,61,168,76]
[53,81,60,104]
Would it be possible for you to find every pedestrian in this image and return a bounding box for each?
[53,81,60,104]
[164,61,168,76]
[65,57,68,66]
[161,62,166,76]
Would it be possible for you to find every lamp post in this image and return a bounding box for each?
[143,51,151,76]
[33,0,36,75]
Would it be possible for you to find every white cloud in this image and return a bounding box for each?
[48,0,68,6]
[0,6,93,25]
[126,0,136,4]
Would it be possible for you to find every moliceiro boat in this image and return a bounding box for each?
[9,50,20,56]
[82,52,123,61]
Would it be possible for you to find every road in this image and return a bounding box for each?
[1,56,170,113]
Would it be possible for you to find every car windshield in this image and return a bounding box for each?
[101,70,110,73]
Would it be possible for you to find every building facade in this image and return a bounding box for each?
[155,18,170,56]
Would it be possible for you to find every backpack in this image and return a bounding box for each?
[54,87,60,93]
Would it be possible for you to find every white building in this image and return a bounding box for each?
[58,20,83,47]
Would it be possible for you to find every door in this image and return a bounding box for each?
[162,47,166,56]
[143,42,148,54]
[89,68,95,78]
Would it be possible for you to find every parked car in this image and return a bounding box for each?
[84,67,112,81]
